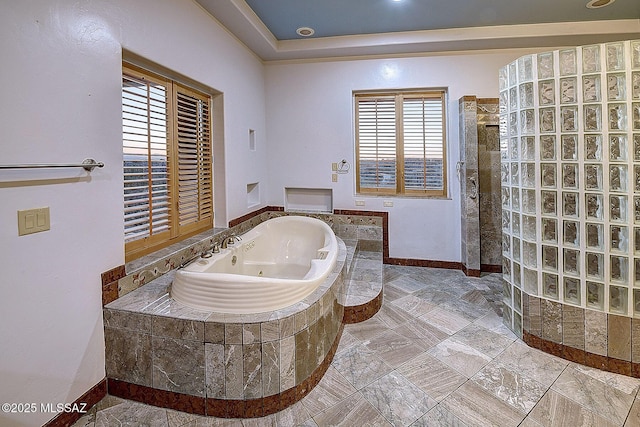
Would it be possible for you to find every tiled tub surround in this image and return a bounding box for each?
[500,41,640,377]
[104,238,347,418]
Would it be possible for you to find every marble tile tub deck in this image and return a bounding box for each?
[81,262,640,426]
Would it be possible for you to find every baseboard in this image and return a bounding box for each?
[43,378,107,427]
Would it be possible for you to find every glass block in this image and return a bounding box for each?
[559,49,577,76]
[523,241,537,267]
[586,281,604,310]
[564,277,581,305]
[610,195,627,222]
[562,192,578,217]
[539,108,555,133]
[635,198,640,224]
[513,237,521,262]
[633,103,640,130]
[512,212,521,236]
[610,225,628,252]
[636,228,640,253]
[520,136,535,161]
[582,44,601,73]
[560,77,577,104]
[501,162,510,184]
[502,210,511,232]
[562,164,578,189]
[610,255,629,283]
[606,42,624,71]
[523,215,537,241]
[586,252,604,279]
[633,72,640,100]
[585,134,602,161]
[609,134,627,161]
[499,67,509,91]
[523,267,538,295]
[503,280,513,306]
[510,137,519,160]
[508,61,517,87]
[537,51,554,79]
[636,165,640,192]
[561,135,578,160]
[503,307,513,330]
[501,187,510,208]
[542,245,557,271]
[521,163,536,188]
[632,41,640,69]
[563,248,579,275]
[522,189,536,214]
[564,220,579,246]
[543,272,559,299]
[586,223,604,250]
[583,75,601,102]
[512,188,520,211]
[511,162,519,185]
[584,105,602,131]
[586,194,603,220]
[609,164,627,192]
[542,217,557,242]
[635,259,640,285]
[541,163,556,188]
[519,82,534,108]
[514,287,522,312]
[634,290,640,316]
[521,109,535,134]
[502,233,510,255]
[561,107,578,132]
[513,261,521,286]
[584,164,602,190]
[607,73,626,101]
[539,80,555,106]
[610,285,628,314]
[542,191,556,216]
[509,87,518,111]
[518,55,533,82]
[503,257,512,281]
[609,104,627,131]
[540,135,556,160]
[509,112,518,136]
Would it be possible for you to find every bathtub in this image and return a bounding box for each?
[171,216,338,313]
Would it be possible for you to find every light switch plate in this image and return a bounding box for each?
[18,207,50,236]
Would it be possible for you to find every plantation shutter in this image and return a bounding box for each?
[355,96,397,193]
[122,70,171,246]
[402,94,445,193]
[174,84,213,235]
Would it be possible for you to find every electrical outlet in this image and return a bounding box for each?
[332,174,338,182]
[355,200,365,206]
[383,200,394,207]
[331,162,338,171]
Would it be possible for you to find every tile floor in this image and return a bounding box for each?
[74,262,640,426]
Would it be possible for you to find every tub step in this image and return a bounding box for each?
[341,249,383,324]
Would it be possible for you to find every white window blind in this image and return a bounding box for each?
[122,64,213,261]
[355,91,447,196]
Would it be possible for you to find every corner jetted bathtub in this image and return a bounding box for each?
[171,216,338,313]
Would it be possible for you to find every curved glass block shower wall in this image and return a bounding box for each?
[500,41,640,368]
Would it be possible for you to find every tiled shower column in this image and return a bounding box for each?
[500,40,640,367]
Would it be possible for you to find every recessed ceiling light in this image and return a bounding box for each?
[296,27,315,37]
[586,0,615,9]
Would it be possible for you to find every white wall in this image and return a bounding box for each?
[0,1,266,425]
[265,52,538,261]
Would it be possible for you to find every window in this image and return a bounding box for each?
[122,64,213,261]
[355,90,447,197]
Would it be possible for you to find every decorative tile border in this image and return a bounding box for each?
[521,293,640,379]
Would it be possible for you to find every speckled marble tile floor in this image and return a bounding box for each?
[75,264,640,426]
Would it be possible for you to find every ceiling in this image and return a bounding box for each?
[195,0,640,61]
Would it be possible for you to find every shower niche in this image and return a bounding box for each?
[501,40,640,374]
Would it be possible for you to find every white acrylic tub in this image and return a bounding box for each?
[171,216,338,313]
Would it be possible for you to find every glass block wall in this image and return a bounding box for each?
[500,40,640,337]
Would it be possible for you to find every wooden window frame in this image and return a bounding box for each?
[355,90,448,197]
[123,63,213,262]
